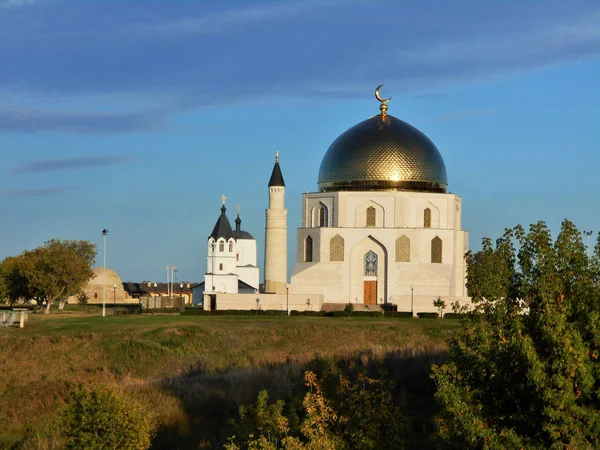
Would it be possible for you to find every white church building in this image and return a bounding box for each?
[200,87,470,313]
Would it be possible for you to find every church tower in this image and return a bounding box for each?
[264,152,287,294]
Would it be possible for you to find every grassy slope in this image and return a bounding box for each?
[0,312,458,449]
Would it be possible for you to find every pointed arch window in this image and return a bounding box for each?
[366,206,376,227]
[396,235,410,262]
[424,208,431,228]
[330,234,344,261]
[319,206,326,227]
[305,236,313,262]
[364,251,378,276]
[431,236,442,263]
[218,240,225,252]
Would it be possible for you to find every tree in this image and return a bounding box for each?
[0,239,96,313]
[77,291,89,305]
[0,254,35,306]
[61,385,155,449]
[433,297,446,318]
[432,220,600,449]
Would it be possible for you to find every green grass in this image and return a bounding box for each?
[0,313,459,449]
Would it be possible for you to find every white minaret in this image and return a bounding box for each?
[264,151,287,294]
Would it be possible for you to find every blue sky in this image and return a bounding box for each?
[1,0,599,283]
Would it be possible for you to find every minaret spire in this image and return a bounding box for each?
[264,150,287,294]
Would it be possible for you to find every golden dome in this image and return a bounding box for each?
[318,94,447,193]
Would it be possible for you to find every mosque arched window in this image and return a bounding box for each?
[305,236,313,262]
[431,236,442,263]
[366,206,376,227]
[319,206,326,227]
[424,208,431,228]
[218,240,224,252]
[364,251,378,276]
[396,235,410,262]
[330,234,344,261]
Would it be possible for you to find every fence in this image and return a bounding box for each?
[0,310,29,328]
[139,296,185,312]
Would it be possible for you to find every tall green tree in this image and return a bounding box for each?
[432,220,600,449]
[0,239,96,312]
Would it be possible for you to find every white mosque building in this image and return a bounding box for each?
[200,87,470,313]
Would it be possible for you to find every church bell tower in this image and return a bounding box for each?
[264,151,287,294]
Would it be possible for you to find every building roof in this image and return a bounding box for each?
[122,281,199,296]
[318,92,447,193]
[268,154,285,187]
[209,205,234,241]
[194,280,256,291]
[233,213,254,240]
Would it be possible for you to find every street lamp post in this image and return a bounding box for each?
[101,229,108,318]
[410,285,414,318]
[286,284,289,316]
[153,282,157,308]
[584,230,593,259]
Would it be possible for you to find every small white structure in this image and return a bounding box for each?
[200,199,260,308]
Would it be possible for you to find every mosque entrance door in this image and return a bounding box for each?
[364,281,377,304]
[363,251,378,304]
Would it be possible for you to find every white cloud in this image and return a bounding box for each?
[400,10,600,67]
[1,0,44,8]
[135,0,362,36]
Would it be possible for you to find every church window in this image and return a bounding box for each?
[364,251,378,276]
[219,263,223,271]
[228,242,233,252]
[236,253,239,262]
[396,235,410,262]
[330,234,344,261]
[366,206,376,227]
[431,236,442,263]
[424,208,431,228]
[219,241,224,252]
[305,236,313,262]
[319,206,326,227]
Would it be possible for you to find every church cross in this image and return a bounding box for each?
[221,194,227,205]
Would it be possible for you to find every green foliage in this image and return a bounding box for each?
[417,312,439,319]
[432,220,600,449]
[0,239,96,312]
[181,309,289,316]
[61,385,155,450]
[343,302,354,316]
[441,313,462,319]
[226,370,407,450]
[76,291,89,305]
[433,297,446,317]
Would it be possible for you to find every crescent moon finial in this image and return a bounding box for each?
[374,84,391,116]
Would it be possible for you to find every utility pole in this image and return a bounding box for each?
[102,229,108,318]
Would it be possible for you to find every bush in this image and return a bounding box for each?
[383,311,413,318]
[76,291,89,305]
[417,312,439,319]
[61,385,155,449]
[442,313,462,319]
[181,309,289,316]
[290,310,326,317]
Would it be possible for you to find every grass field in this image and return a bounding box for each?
[0,311,458,449]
